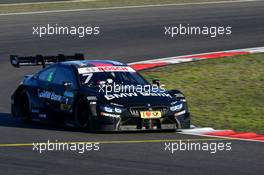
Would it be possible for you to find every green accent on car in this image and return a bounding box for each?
[47,72,54,82]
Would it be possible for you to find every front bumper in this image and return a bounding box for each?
[93,108,189,131]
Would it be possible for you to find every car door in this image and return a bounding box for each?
[50,65,77,113]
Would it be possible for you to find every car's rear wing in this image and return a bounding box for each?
[10,53,84,68]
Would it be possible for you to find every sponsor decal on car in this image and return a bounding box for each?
[104,92,172,100]
[60,104,71,110]
[140,111,162,119]
[38,90,71,105]
[38,114,47,118]
[78,66,135,74]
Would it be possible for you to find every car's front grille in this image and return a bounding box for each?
[129,106,168,117]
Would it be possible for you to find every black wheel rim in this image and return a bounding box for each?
[76,101,89,127]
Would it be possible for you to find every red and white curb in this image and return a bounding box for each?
[129,47,264,71]
[180,128,264,142]
[129,46,264,142]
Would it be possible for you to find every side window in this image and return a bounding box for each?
[53,67,76,86]
[38,67,56,82]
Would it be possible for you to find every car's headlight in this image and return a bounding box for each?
[170,103,183,111]
[114,107,122,113]
[102,106,123,114]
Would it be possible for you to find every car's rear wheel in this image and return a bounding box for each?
[74,98,91,129]
[17,90,31,123]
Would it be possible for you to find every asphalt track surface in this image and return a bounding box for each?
[0,1,263,175]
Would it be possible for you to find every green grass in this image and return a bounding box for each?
[0,0,235,14]
[141,53,264,133]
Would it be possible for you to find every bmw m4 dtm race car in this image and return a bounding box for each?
[10,54,190,131]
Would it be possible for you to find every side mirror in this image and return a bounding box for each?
[63,82,73,88]
[98,81,106,86]
[152,79,160,87]
[106,78,113,84]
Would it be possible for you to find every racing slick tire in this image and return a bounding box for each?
[176,113,191,129]
[73,97,92,129]
[17,90,32,123]
[181,119,191,129]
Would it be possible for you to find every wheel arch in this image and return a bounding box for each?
[12,85,36,118]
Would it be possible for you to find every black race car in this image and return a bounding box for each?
[10,54,190,131]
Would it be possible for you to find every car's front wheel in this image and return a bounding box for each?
[176,113,191,129]
[74,98,91,129]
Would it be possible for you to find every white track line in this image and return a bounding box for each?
[0,0,96,7]
[0,0,262,16]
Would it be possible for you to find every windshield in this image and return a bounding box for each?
[79,70,149,88]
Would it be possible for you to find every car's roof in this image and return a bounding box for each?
[59,60,128,68]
